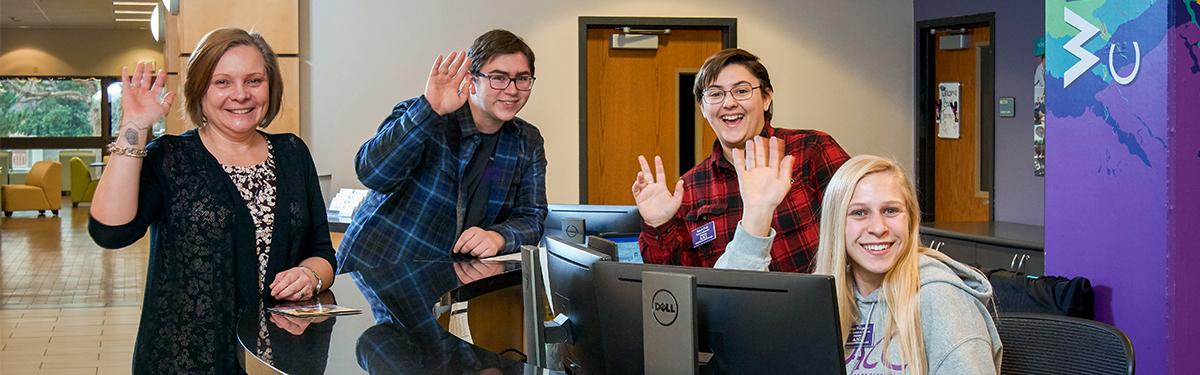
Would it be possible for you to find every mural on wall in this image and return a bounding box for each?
[1034,37,1046,176]
[1047,0,1163,175]
[1044,1,1200,372]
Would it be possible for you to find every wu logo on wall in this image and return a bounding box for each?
[1062,7,1142,87]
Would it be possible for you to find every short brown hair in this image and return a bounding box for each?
[693,48,774,120]
[182,28,283,128]
[468,29,536,77]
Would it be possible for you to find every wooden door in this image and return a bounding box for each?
[933,25,991,222]
[586,28,722,205]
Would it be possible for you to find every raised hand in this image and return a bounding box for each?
[731,136,794,237]
[631,155,685,228]
[424,51,474,115]
[119,62,175,133]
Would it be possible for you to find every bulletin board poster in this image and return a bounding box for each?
[936,82,961,139]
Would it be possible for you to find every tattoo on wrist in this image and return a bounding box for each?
[123,128,140,145]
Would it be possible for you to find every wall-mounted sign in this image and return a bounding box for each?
[999,97,1015,117]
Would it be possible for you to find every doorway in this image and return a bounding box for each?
[916,14,996,223]
[578,17,735,204]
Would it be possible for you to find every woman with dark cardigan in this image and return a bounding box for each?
[89,28,335,374]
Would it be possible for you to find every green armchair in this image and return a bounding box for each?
[69,157,99,207]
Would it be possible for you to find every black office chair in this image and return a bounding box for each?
[997,313,1134,375]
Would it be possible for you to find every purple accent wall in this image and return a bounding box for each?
[1041,0,1200,373]
[1168,1,1200,371]
[915,0,1046,226]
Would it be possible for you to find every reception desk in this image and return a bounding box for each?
[236,257,554,374]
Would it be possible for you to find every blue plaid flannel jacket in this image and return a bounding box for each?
[336,96,547,273]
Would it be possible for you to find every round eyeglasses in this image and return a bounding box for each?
[701,85,761,104]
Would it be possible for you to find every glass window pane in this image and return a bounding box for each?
[108,82,167,138]
[0,78,102,137]
[0,148,102,185]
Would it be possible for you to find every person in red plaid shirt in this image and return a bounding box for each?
[632,48,849,273]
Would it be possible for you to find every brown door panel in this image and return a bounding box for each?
[933,25,991,222]
[586,28,723,205]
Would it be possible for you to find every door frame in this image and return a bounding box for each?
[577,17,737,203]
[915,13,996,223]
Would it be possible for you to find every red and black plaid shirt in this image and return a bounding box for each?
[639,124,849,273]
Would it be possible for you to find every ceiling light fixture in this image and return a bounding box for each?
[115,18,151,22]
[151,4,165,42]
[115,10,152,14]
[113,2,158,6]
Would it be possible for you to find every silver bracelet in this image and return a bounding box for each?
[106,142,147,158]
[299,265,322,295]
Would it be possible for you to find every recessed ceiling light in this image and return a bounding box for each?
[115,18,151,22]
[113,2,158,6]
[18,26,31,29]
[115,10,152,14]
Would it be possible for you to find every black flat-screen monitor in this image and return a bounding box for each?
[592,262,846,374]
[543,204,641,239]
[544,235,612,374]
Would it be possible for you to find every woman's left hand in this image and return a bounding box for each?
[270,267,316,301]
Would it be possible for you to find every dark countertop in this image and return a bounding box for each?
[920,221,1044,251]
[237,255,552,374]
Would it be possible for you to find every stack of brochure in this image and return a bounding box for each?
[269,303,361,318]
[328,188,370,218]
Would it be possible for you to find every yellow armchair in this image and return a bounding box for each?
[69,157,99,208]
[2,160,62,217]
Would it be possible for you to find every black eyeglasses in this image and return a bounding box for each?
[474,73,536,91]
[701,85,762,104]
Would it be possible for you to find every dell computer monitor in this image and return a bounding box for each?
[543,204,641,239]
[592,262,846,374]
[544,235,612,374]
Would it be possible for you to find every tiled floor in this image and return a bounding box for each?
[2,199,148,374]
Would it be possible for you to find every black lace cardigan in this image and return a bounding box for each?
[89,129,336,374]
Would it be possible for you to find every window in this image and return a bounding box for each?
[0,77,102,138]
[0,76,119,155]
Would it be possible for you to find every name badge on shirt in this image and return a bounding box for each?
[845,323,876,348]
[691,221,717,248]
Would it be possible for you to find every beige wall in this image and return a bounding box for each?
[303,0,914,204]
[0,28,164,76]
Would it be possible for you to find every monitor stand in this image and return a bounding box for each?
[643,271,698,375]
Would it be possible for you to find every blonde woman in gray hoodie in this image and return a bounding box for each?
[713,145,1002,374]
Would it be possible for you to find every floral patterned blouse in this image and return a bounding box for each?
[221,140,277,292]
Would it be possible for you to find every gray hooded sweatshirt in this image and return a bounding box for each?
[844,254,1003,375]
[717,224,1003,374]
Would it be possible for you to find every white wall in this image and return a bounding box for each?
[301,0,914,204]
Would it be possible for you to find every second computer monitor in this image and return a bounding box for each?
[544,235,612,373]
[543,204,641,239]
[592,261,846,374]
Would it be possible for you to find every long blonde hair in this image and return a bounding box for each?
[814,155,946,374]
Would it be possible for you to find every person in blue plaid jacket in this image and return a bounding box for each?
[337,30,547,273]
